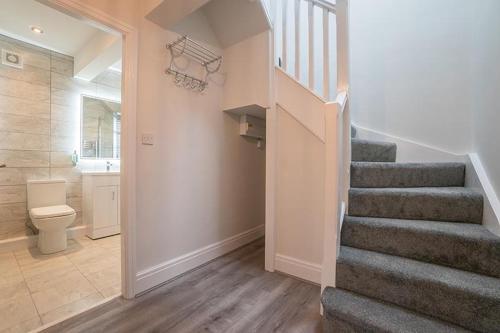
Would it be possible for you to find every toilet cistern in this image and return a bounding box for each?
[27,180,76,254]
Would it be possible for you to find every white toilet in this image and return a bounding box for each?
[27,180,76,254]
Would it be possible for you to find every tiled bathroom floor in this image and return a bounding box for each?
[0,235,121,332]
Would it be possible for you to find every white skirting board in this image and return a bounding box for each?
[353,124,465,163]
[465,154,500,236]
[0,225,87,254]
[135,225,265,294]
[275,254,322,284]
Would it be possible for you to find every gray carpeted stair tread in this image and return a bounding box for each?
[351,162,465,188]
[336,246,500,333]
[321,288,472,333]
[341,216,500,278]
[349,187,483,224]
[352,139,397,162]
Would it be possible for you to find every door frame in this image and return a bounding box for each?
[40,0,138,299]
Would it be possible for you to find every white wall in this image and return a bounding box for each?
[135,17,265,274]
[349,0,475,154]
[471,0,500,205]
[350,0,500,216]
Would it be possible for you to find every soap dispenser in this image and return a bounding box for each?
[71,150,79,166]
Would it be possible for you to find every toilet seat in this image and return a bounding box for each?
[30,205,76,219]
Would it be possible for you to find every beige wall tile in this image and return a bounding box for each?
[0,220,31,240]
[50,104,79,123]
[0,113,50,135]
[67,198,82,212]
[51,72,91,92]
[50,152,73,167]
[0,185,26,204]
[51,88,80,108]
[0,151,49,168]
[0,203,27,221]
[0,77,49,102]
[70,212,83,227]
[0,168,50,186]
[0,37,51,70]
[51,119,79,138]
[0,132,50,151]
[51,57,73,77]
[0,63,50,86]
[50,134,79,153]
[66,182,82,198]
[50,167,82,183]
[0,36,120,239]
[0,95,50,119]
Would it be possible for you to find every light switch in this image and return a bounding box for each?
[142,133,154,145]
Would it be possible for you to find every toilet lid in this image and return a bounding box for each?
[30,205,76,219]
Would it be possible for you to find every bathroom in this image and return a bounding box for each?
[0,1,122,331]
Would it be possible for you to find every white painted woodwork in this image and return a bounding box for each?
[222,31,271,112]
[281,0,288,70]
[275,67,326,141]
[321,91,348,292]
[294,0,301,80]
[271,0,336,100]
[83,173,121,239]
[322,8,330,100]
[307,1,315,90]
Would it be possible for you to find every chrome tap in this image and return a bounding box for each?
[106,161,113,171]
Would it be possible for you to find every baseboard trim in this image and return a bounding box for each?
[353,124,465,163]
[0,225,87,253]
[275,254,322,284]
[465,154,500,236]
[135,225,265,294]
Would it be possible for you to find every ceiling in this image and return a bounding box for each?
[0,0,113,56]
[146,0,271,49]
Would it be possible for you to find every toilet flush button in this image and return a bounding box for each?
[142,133,154,145]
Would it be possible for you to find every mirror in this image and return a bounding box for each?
[81,96,121,159]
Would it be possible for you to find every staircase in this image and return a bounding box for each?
[321,130,500,332]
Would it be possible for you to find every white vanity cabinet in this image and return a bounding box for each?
[83,172,120,239]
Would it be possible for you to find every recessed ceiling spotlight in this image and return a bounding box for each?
[30,26,44,34]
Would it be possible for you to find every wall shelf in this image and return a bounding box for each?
[165,36,222,92]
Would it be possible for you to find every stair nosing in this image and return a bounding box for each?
[338,246,500,299]
[322,288,473,333]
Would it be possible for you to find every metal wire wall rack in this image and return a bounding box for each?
[165,36,223,92]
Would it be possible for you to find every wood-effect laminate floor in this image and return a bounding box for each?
[41,238,322,333]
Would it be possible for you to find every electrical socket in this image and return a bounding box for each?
[142,133,154,145]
